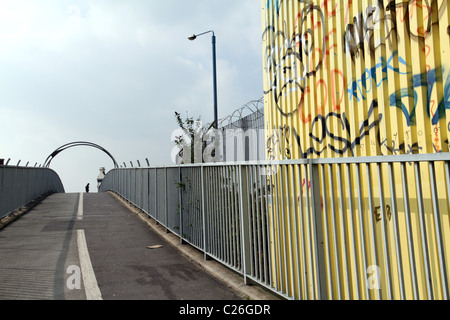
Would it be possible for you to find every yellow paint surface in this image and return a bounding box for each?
[261,0,450,299]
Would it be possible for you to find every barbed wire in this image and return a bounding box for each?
[204,97,264,130]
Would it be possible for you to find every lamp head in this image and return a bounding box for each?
[188,34,197,41]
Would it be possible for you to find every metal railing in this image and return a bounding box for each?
[99,153,450,300]
[0,166,65,219]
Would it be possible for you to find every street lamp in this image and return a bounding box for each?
[188,30,218,129]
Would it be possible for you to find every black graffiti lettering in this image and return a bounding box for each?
[344,12,366,59]
[374,205,392,223]
[289,100,383,157]
[263,2,326,117]
[344,0,441,60]
[344,1,387,59]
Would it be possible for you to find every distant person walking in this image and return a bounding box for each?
[85,183,90,193]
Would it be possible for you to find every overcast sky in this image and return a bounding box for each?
[0,0,264,192]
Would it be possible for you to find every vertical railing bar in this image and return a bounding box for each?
[228,165,235,267]
[207,167,214,258]
[222,166,229,263]
[257,165,269,286]
[444,160,450,297]
[190,168,195,243]
[328,163,342,299]
[243,165,251,274]
[265,164,274,288]
[211,167,218,258]
[345,163,361,299]
[309,160,327,300]
[272,164,283,293]
[204,167,210,255]
[320,163,333,300]
[195,168,201,246]
[290,164,302,300]
[238,165,251,284]
[298,164,308,300]
[388,162,406,300]
[238,164,248,283]
[246,165,255,276]
[228,165,235,266]
[218,166,224,261]
[187,168,192,242]
[376,162,393,300]
[277,165,289,295]
[254,165,263,282]
[445,161,450,215]
[166,167,170,231]
[219,166,225,261]
[233,165,241,270]
[232,165,239,268]
[187,168,192,243]
[336,164,350,299]
[400,162,419,299]
[235,165,241,269]
[251,165,260,279]
[355,163,370,300]
[189,170,195,245]
[228,166,235,267]
[184,168,189,241]
[197,168,201,247]
[284,164,295,298]
[179,166,183,242]
[249,165,257,278]
[303,163,315,299]
[147,169,151,218]
[249,165,256,278]
[154,168,158,221]
[235,165,242,270]
[214,167,220,258]
[414,162,433,299]
[429,161,449,299]
[201,166,208,256]
[366,163,380,300]
[191,169,196,244]
[220,166,227,264]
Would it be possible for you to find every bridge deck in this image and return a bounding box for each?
[0,192,244,300]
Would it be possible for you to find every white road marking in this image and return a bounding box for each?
[77,230,102,300]
[76,193,102,300]
[77,192,83,220]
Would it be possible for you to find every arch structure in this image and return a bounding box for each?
[43,141,119,168]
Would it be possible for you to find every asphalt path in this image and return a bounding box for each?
[0,192,243,300]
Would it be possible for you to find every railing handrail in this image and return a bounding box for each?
[108,152,450,170]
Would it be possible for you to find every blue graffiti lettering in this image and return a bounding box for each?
[390,67,450,126]
[348,51,409,102]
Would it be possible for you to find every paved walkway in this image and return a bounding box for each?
[0,192,247,300]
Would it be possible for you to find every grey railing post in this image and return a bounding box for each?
[179,165,184,244]
[201,165,208,259]
[165,167,169,233]
[308,159,328,300]
[238,164,252,285]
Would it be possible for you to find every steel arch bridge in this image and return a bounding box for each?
[43,141,119,168]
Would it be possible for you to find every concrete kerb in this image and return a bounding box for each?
[107,191,281,301]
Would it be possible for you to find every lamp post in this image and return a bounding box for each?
[188,30,218,129]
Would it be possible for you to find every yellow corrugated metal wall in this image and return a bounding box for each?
[261,0,450,299]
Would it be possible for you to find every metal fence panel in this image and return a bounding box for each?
[0,166,65,219]
[99,154,450,300]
